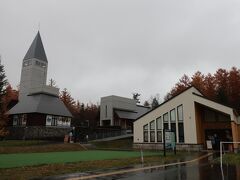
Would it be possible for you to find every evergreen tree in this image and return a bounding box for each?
[132,93,141,104]
[150,93,161,109]
[143,100,150,107]
[0,62,8,138]
[151,97,159,109]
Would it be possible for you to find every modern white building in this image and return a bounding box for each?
[134,86,240,150]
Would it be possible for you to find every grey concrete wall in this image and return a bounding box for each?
[100,95,137,126]
[133,143,203,151]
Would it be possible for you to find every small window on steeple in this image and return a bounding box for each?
[35,60,46,68]
[23,60,32,67]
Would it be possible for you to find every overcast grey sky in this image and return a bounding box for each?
[0,0,239,104]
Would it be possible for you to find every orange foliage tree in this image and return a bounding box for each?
[165,67,240,112]
[60,88,77,114]
[59,88,100,128]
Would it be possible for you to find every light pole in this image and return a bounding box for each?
[163,128,166,156]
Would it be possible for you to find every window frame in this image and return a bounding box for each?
[143,124,149,142]
[156,116,162,130]
[170,108,176,122]
[177,105,183,122]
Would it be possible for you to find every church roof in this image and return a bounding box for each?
[8,94,72,117]
[23,31,48,62]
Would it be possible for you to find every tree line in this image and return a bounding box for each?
[59,88,99,128]
[1,60,239,137]
[165,67,240,113]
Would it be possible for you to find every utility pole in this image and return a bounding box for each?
[163,128,166,156]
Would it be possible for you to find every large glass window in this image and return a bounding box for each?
[157,131,162,142]
[170,109,176,141]
[143,124,149,142]
[178,123,184,143]
[156,117,162,130]
[150,120,155,130]
[177,105,183,122]
[150,131,155,142]
[150,120,155,142]
[156,117,162,142]
[170,109,176,122]
[177,105,184,143]
[163,113,169,130]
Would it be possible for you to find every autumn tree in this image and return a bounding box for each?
[191,71,205,91]
[228,67,240,111]
[203,73,216,100]
[60,88,76,114]
[0,62,8,138]
[165,67,240,113]
[165,74,191,100]
[214,69,229,104]
[59,89,100,128]
[4,84,18,110]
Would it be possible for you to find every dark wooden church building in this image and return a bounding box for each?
[8,32,72,139]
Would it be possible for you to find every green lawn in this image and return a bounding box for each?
[0,150,161,169]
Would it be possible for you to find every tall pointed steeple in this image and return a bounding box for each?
[19,31,48,100]
[23,31,48,62]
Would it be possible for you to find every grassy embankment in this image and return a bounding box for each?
[0,140,85,154]
[91,138,133,149]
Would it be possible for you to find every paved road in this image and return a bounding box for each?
[42,153,239,180]
[97,154,239,180]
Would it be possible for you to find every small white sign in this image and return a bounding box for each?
[206,140,213,150]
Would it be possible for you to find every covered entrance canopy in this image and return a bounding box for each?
[193,92,239,150]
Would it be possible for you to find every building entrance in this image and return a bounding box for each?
[205,129,232,150]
